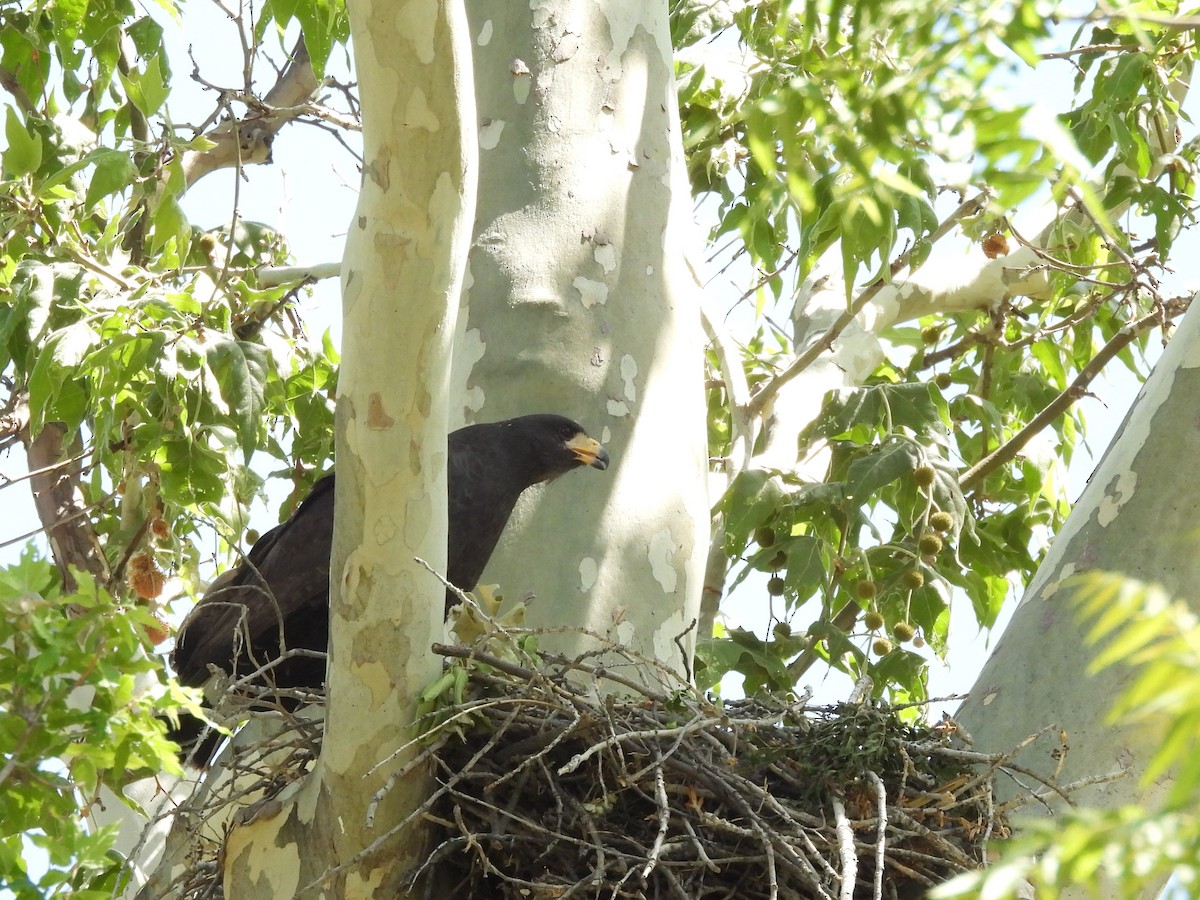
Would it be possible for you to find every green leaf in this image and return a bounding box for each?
[805,619,864,673]
[28,321,98,430]
[869,648,927,695]
[128,15,170,54]
[906,582,950,641]
[4,107,42,176]
[154,436,226,505]
[119,54,170,117]
[960,570,1009,630]
[292,0,347,81]
[206,340,270,459]
[83,149,137,211]
[723,469,786,555]
[726,627,792,694]
[781,535,824,595]
[49,0,87,59]
[845,441,921,501]
[149,194,189,254]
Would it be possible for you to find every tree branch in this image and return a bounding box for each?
[960,297,1191,491]
[750,193,991,419]
[257,261,342,287]
[22,419,111,592]
[181,38,321,189]
[692,258,758,637]
[0,445,93,491]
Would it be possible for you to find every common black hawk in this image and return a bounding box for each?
[168,414,609,763]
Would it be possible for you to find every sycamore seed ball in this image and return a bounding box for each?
[893,621,916,642]
[902,569,925,590]
[129,554,166,600]
[918,533,944,555]
[767,576,786,596]
[913,465,936,488]
[872,638,893,656]
[864,610,885,631]
[754,526,776,548]
[929,511,954,532]
[144,615,171,645]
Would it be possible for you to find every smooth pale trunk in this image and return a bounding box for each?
[453,2,709,675]
[218,1,477,896]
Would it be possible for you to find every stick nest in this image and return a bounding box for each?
[403,633,1014,900]
[155,625,1073,900]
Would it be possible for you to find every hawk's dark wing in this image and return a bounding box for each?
[168,414,608,765]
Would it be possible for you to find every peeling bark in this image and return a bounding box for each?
[455,2,709,674]
[217,2,477,895]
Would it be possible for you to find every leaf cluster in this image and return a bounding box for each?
[692,1,1198,706]
[701,381,983,697]
[674,0,1053,292]
[0,0,345,888]
[0,548,188,899]
[1,0,343,544]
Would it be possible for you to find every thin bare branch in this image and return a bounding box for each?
[960,297,1190,490]
[750,192,990,419]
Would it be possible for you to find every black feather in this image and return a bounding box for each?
[168,414,608,764]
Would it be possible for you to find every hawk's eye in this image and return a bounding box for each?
[559,425,576,441]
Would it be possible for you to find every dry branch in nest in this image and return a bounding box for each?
[126,679,325,900]
[399,634,1019,900]
[146,623,1085,900]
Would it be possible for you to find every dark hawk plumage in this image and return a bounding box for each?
[168,414,609,764]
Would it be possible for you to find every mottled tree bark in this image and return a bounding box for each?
[218,1,477,896]
[454,1,709,674]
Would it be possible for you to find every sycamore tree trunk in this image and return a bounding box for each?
[217,2,477,896]
[953,295,1200,899]
[452,2,709,672]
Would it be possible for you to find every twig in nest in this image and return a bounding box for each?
[867,771,887,900]
[831,796,858,900]
[154,626,1100,900]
